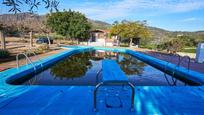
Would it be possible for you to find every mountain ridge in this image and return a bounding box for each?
[0,13,203,43]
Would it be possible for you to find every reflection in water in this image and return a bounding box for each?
[50,52,93,79]
[50,50,146,80]
[21,50,186,86]
[118,55,146,75]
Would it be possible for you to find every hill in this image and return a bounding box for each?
[148,27,204,44]
[0,13,203,44]
[0,13,111,31]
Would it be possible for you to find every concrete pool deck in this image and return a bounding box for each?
[144,51,204,74]
[0,46,204,114]
[0,49,66,71]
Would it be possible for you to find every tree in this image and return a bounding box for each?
[1,0,59,50]
[110,21,150,47]
[46,10,91,44]
[157,38,186,53]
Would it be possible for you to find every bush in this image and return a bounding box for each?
[35,44,49,54]
[140,44,157,50]
[0,49,10,58]
[181,47,196,53]
[157,38,186,53]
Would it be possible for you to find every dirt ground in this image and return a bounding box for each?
[0,48,65,71]
[0,37,65,71]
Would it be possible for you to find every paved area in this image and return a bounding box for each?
[130,48,204,74]
[144,51,204,74]
[0,49,65,71]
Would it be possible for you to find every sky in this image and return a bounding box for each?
[0,0,204,32]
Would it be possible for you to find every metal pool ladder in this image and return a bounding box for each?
[16,53,36,70]
[164,54,191,86]
[25,50,43,67]
[178,55,191,71]
[16,51,43,70]
[164,54,181,86]
[94,60,135,111]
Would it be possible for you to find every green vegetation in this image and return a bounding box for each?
[118,54,146,75]
[46,10,91,43]
[35,44,50,53]
[181,47,196,53]
[110,21,150,47]
[0,49,10,58]
[51,52,92,78]
[157,38,186,53]
[155,35,201,53]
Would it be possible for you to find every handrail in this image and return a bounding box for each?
[25,50,43,67]
[94,81,135,111]
[96,69,102,84]
[163,53,181,86]
[178,55,191,71]
[16,53,36,70]
[164,63,177,86]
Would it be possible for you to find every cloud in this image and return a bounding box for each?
[182,17,199,22]
[62,0,204,22]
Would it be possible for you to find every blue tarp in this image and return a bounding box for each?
[102,59,128,82]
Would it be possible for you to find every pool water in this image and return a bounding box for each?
[10,50,186,86]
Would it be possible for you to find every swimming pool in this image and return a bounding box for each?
[7,49,188,86]
[1,46,204,115]
[3,46,204,87]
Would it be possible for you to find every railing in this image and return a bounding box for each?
[16,53,36,70]
[96,69,102,84]
[94,81,135,111]
[25,50,43,67]
[164,54,191,86]
[16,50,44,71]
[178,55,191,71]
[164,53,181,86]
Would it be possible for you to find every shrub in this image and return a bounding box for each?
[157,38,186,53]
[35,44,49,54]
[0,49,10,58]
[140,44,157,50]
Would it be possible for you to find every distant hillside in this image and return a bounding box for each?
[148,27,204,44]
[0,13,203,43]
[0,13,111,31]
[88,19,111,30]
